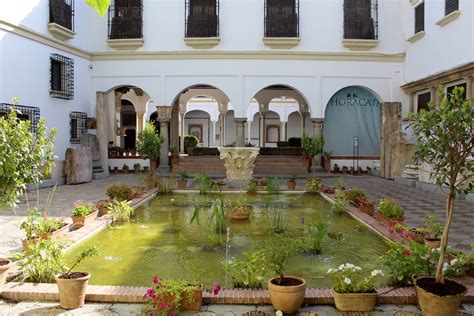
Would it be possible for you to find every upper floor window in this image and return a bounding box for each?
[49,0,74,31]
[343,0,378,40]
[50,54,74,100]
[185,0,219,38]
[265,0,299,38]
[445,0,459,15]
[415,2,424,34]
[108,0,143,39]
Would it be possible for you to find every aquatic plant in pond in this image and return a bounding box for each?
[190,199,226,246]
[222,250,267,288]
[265,208,288,234]
[66,194,389,288]
[301,221,329,254]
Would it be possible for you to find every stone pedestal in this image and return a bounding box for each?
[65,147,92,184]
[218,147,260,181]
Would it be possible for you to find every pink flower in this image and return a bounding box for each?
[150,312,155,316]
[159,303,165,310]
[212,283,221,296]
[145,288,154,298]
[153,275,159,284]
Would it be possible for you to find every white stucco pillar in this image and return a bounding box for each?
[156,106,171,174]
[211,120,217,147]
[281,121,287,141]
[247,120,252,144]
[235,118,247,147]
[179,112,185,154]
[260,111,267,147]
[312,119,324,170]
[96,91,109,174]
[136,111,145,135]
[219,111,226,147]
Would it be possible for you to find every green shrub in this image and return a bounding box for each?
[184,135,199,148]
[378,198,404,218]
[344,189,366,203]
[72,201,96,217]
[106,184,133,201]
[246,180,257,193]
[109,200,135,222]
[193,173,217,194]
[277,141,289,147]
[304,178,321,194]
[288,137,301,147]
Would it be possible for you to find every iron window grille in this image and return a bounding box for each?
[343,0,378,40]
[185,0,219,38]
[70,112,87,144]
[50,54,74,100]
[49,0,74,31]
[108,0,143,39]
[415,2,424,34]
[445,0,459,15]
[0,103,41,133]
[264,0,299,38]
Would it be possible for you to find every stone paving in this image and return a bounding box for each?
[1,301,474,316]
[320,175,474,251]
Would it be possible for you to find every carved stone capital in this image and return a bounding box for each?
[218,147,260,181]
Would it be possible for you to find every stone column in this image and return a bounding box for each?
[260,111,267,147]
[466,76,473,104]
[235,118,247,147]
[156,106,171,174]
[136,111,145,136]
[179,111,185,154]
[431,86,439,105]
[300,112,306,137]
[170,105,180,151]
[96,92,109,174]
[281,121,287,141]
[219,111,226,147]
[247,120,252,144]
[211,120,217,147]
[408,92,415,113]
[311,119,324,169]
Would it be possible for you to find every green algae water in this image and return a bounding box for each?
[67,193,389,288]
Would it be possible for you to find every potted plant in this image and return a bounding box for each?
[327,264,384,312]
[377,198,404,226]
[109,200,134,223]
[227,199,251,220]
[137,123,162,180]
[106,184,133,201]
[143,276,203,313]
[133,163,141,173]
[445,247,474,279]
[38,213,69,240]
[356,196,375,216]
[265,236,306,314]
[184,135,199,155]
[409,87,473,315]
[424,213,442,249]
[71,201,98,228]
[122,164,129,173]
[287,173,297,190]
[341,166,349,174]
[113,166,119,173]
[304,178,320,194]
[246,180,257,195]
[19,208,42,251]
[170,147,179,166]
[95,200,112,217]
[259,177,268,187]
[322,151,332,172]
[344,189,366,206]
[302,131,324,177]
[177,171,188,189]
[55,246,99,309]
[333,163,340,174]
[0,257,12,286]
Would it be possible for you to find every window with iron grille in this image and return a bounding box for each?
[445,0,459,15]
[108,0,143,39]
[185,0,219,38]
[265,0,299,37]
[50,54,74,100]
[447,82,467,99]
[49,0,74,31]
[343,0,378,40]
[417,92,431,113]
[0,103,41,133]
[70,112,87,144]
[415,2,424,34]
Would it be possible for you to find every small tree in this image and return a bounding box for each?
[136,122,162,178]
[0,99,57,210]
[302,131,324,177]
[408,86,474,284]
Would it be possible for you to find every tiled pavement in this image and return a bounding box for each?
[320,175,474,251]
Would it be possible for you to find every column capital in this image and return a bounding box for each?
[234,118,247,123]
[156,105,172,121]
[136,110,146,115]
[311,118,324,123]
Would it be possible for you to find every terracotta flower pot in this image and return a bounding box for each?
[424,238,441,249]
[411,232,425,244]
[230,211,250,220]
[72,211,98,228]
[287,180,296,190]
[0,258,12,286]
[414,276,467,316]
[97,206,109,217]
[268,276,306,314]
[21,238,39,252]
[41,223,70,240]
[332,290,376,312]
[181,288,203,311]
[177,179,187,189]
[358,202,374,216]
[56,272,90,309]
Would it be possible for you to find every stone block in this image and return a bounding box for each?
[65,147,92,184]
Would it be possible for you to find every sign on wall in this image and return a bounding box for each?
[323,86,381,157]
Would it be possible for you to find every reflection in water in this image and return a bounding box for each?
[66,193,389,288]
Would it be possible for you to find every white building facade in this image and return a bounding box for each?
[0,0,473,176]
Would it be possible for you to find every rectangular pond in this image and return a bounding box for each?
[67,193,389,288]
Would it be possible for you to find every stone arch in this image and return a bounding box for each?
[247,84,311,115]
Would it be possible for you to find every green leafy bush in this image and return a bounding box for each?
[184,135,199,148]
[136,123,162,177]
[378,198,404,218]
[222,250,267,288]
[106,184,133,201]
[277,141,289,147]
[72,200,96,217]
[246,180,257,193]
[304,178,321,194]
[288,137,301,147]
[193,173,217,194]
[344,189,366,204]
